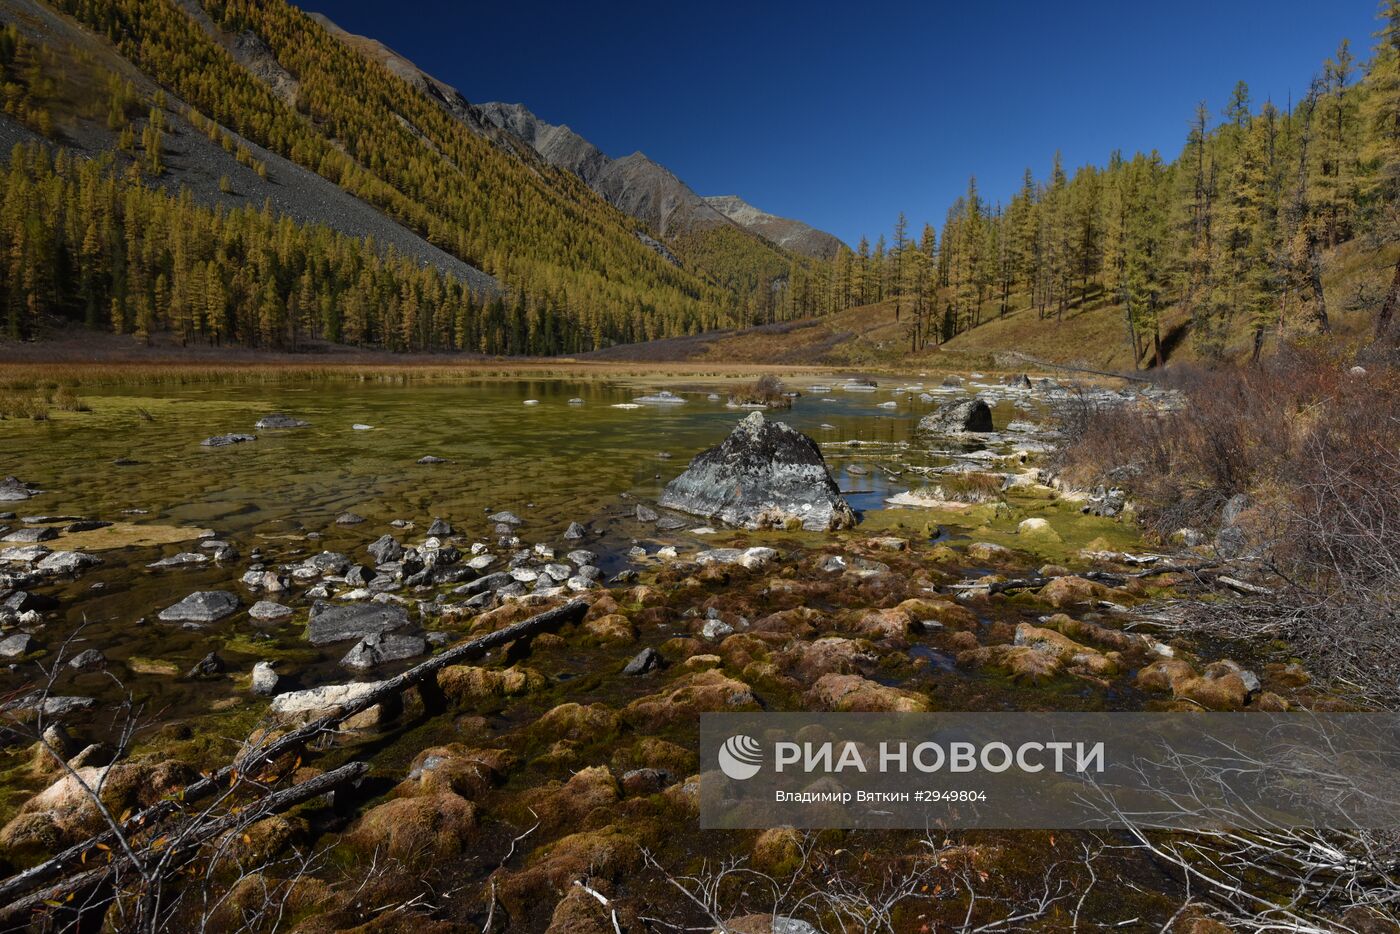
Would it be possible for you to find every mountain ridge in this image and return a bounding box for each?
[705,194,845,260]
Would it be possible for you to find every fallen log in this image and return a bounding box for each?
[947,561,1229,597]
[0,598,588,907]
[0,760,368,922]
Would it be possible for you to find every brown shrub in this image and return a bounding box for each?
[1058,346,1400,700]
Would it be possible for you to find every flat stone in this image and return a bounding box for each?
[3,527,58,543]
[16,695,95,717]
[340,631,427,671]
[417,455,448,464]
[336,513,366,525]
[1,545,50,564]
[201,434,256,447]
[254,413,309,429]
[0,632,37,657]
[37,551,101,574]
[269,680,387,722]
[695,547,778,571]
[249,600,294,622]
[64,520,111,533]
[68,648,106,669]
[305,600,414,645]
[488,511,522,525]
[147,552,210,569]
[0,477,39,502]
[158,591,240,623]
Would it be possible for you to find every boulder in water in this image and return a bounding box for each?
[0,477,40,502]
[158,591,240,623]
[917,399,994,434]
[659,412,856,532]
[306,600,414,645]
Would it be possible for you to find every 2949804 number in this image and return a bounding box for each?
[914,790,987,802]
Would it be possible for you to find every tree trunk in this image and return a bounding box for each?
[1308,237,1330,333]
[1377,254,1400,342]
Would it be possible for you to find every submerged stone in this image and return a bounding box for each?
[254,413,310,429]
[201,434,256,447]
[659,412,856,531]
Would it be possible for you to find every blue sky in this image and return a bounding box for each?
[298,0,1383,248]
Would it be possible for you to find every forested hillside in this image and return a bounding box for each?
[1,0,1396,362]
[0,0,816,352]
[819,3,1400,366]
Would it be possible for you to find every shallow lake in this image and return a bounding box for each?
[1,374,1061,738]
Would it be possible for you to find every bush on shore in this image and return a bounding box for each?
[1056,346,1400,701]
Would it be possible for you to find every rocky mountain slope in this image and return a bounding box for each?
[0,0,498,295]
[477,101,731,239]
[706,194,845,260]
[477,101,842,259]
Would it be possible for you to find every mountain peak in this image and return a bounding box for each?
[705,195,844,260]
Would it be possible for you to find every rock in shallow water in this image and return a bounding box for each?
[0,632,37,657]
[3,527,57,544]
[158,591,240,623]
[340,631,427,671]
[201,434,256,447]
[917,398,994,434]
[0,477,40,502]
[623,647,661,675]
[659,412,856,532]
[254,413,309,429]
[37,551,101,575]
[306,600,414,645]
[249,600,293,622]
[251,661,280,696]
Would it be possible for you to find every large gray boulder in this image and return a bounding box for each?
[917,398,994,434]
[306,600,414,645]
[659,412,856,532]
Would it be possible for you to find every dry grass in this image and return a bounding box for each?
[0,358,837,392]
[727,373,792,408]
[0,382,89,419]
[1057,346,1400,700]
